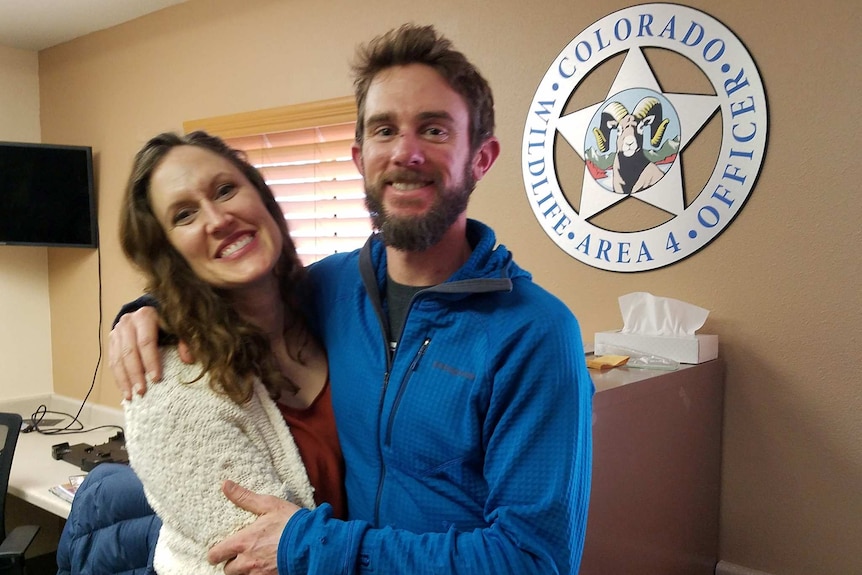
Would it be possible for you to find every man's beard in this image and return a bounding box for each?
[364,165,476,252]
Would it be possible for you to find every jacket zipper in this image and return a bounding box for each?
[373,337,430,523]
[385,337,431,446]
[373,369,391,526]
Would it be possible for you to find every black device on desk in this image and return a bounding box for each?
[51,431,129,471]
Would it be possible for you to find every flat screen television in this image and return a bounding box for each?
[0,141,98,248]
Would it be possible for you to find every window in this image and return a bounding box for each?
[184,96,371,265]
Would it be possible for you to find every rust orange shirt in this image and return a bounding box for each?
[277,380,347,519]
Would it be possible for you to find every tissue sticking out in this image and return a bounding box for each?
[619,292,709,337]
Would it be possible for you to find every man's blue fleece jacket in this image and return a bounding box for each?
[278,220,594,574]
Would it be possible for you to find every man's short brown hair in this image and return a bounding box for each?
[351,24,495,152]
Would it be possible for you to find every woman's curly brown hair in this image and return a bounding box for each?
[119,131,310,403]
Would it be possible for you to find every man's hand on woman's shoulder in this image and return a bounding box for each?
[109,304,196,400]
[109,306,163,400]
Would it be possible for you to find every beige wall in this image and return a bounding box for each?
[33,0,861,573]
[0,44,54,400]
[0,44,40,139]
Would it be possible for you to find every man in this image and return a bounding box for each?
[111,24,593,575]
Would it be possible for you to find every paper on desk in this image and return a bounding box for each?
[619,292,709,337]
[49,474,85,504]
[587,355,629,370]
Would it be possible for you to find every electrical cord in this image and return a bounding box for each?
[25,404,123,436]
[24,241,125,438]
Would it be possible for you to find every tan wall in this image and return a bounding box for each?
[0,44,40,139]
[0,44,54,400]
[36,0,861,573]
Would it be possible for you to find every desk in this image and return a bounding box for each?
[1,394,124,519]
[582,359,724,575]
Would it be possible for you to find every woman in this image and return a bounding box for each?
[115,131,345,574]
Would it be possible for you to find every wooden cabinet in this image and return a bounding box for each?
[580,359,724,575]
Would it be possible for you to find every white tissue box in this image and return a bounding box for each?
[594,330,719,364]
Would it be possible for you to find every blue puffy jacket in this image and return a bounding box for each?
[57,463,161,575]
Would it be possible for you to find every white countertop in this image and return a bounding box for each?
[1,394,124,519]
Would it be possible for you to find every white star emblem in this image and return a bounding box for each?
[557,48,719,220]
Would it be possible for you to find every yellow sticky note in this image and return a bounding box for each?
[587,354,629,370]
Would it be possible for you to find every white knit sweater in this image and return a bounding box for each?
[123,347,316,575]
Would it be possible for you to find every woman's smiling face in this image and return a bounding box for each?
[147,144,283,291]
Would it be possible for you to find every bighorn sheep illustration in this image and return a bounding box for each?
[594,97,671,194]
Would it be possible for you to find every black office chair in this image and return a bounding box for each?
[0,413,40,575]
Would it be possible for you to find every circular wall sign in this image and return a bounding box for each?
[521,4,768,272]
